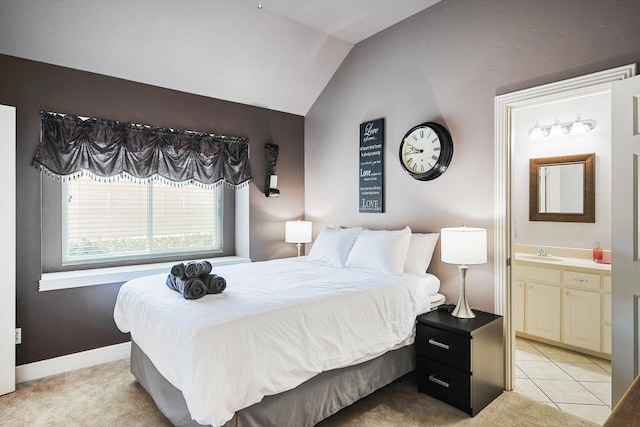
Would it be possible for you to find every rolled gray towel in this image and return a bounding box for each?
[171,263,186,279]
[166,274,177,290]
[185,260,213,278]
[202,274,226,294]
[174,276,208,300]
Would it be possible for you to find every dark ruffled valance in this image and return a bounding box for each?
[32,112,252,188]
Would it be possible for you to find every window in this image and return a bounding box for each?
[61,177,223,264]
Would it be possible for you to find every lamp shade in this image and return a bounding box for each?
[285,220,312,244]
[441,227,487,265]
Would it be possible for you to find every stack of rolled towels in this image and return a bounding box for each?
[166,260,227,300]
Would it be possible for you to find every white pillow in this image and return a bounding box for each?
[346,226,412,275]
[307,226,363,267]
[404,232,440,276]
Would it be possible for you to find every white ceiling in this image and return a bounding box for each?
[263,0,440,44]
[0,0,440,115]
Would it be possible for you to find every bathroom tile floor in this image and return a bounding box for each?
[514,337,611,425]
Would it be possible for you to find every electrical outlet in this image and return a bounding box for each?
[15,328,21,345]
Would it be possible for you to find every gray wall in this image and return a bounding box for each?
[0,54,305,364]
[305,0,640,314]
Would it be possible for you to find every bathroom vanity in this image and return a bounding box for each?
[513,244,611,358]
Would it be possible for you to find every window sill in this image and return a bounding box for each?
[39,256,252,292]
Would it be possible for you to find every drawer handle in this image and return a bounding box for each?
[428,374,450,388]
[574,278,587,283]
[428,338,450,350]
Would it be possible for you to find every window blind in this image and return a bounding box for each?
[62,178,223,263]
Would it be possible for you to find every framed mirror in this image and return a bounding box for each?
[529,153,595,222]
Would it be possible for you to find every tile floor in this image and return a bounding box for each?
[514,336,612,425]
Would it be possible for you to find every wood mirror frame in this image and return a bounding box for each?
[529,153,595,223]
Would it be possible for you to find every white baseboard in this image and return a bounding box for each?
[16,341,131,384]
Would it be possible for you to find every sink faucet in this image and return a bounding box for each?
[536,248,554,257]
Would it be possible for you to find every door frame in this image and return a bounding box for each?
[0,104,16,395]
[493,64,636,391]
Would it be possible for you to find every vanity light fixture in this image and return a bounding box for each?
[529,115,597,139]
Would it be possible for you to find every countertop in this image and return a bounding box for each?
[515,252,611,272]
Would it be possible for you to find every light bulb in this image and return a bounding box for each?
[549,118,563,137]
[583,119,597,132]
[530,121,543,139]
[571,114,585,135]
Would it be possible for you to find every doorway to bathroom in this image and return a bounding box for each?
[510,91,612,424]
[494,64,636,425]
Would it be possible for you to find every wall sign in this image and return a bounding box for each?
[359,118,384,213]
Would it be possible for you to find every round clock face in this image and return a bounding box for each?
[399,122,453,181]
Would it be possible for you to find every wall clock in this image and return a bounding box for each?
[399,121,453,181]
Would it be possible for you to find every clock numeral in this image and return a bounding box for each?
[420,164,424,172]
[431,155,439,161]
[430,136,438,144]
[412,134,418,141]
[420,130,424,138]
[434,146,441,151]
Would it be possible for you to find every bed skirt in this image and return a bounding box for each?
[130,340,415,427]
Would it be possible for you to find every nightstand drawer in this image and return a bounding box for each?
[416,356,471,413]
[416,324,471,371]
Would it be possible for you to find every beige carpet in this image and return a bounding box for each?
[0,358,598,427]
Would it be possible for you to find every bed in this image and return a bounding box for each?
[114,226,444,426]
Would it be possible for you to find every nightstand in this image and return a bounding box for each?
[416,308,504,416]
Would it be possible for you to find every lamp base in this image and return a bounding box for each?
[451,265,475,318]
[452,298,475,318]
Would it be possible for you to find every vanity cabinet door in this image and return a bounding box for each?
[525,282,561,341]
[513,280,525,333]
[563,289,601,352]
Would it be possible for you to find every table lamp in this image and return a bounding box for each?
[285,220,312,257]
[440,226,487,318]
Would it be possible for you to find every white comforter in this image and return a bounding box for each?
[113,257,440,426]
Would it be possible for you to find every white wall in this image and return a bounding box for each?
[513,92,611,250]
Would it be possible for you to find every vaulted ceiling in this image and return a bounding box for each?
[0,0,440,115]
